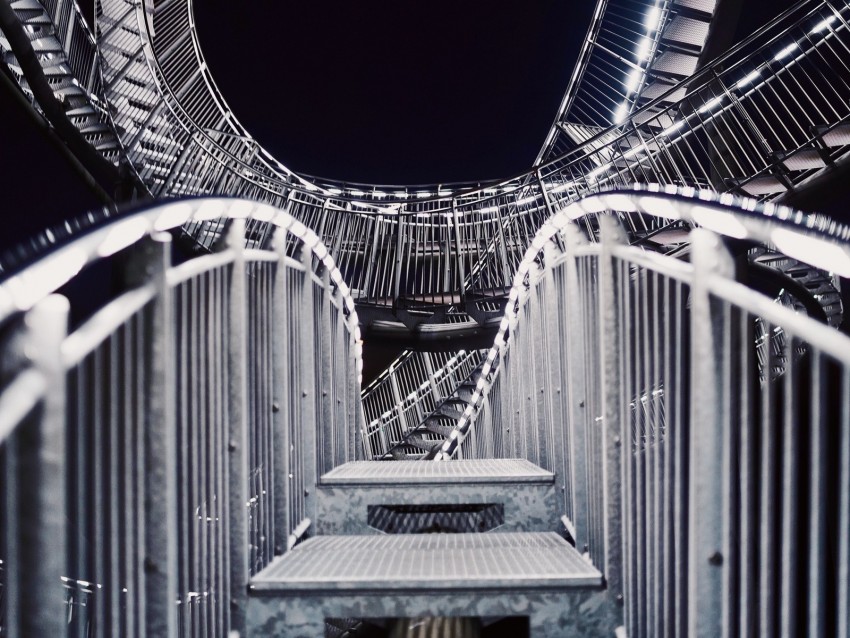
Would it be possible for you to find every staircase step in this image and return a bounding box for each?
[732,175,788,196]
[775,148,827,171]
[316,460,559,536]
[321,459,554,486]
[815,123,850,148]
[640,81,686,103]
[662,15,710,47]
[247,533,607,637]
[674,0,718,13]
[250,532,601,593]
[651,50,700,77]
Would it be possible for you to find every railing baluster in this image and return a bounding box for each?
[225,220,249,632]
[598,216,626,625]
[688,229,736,638]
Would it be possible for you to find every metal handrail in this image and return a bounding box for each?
[0,197,364,637]
[361,349,485,459]
[437,186,850,637]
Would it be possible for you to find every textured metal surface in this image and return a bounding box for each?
[317,479,559,536]
[320,459,554,485]
[251,532,602,592]
[662,16,711,47]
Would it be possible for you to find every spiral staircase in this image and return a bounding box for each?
[1,1,850,637]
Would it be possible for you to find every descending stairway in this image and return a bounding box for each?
[0,0,122,159]
[246,459,609,638]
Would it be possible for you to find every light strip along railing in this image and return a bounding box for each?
[108,0,849,319]
[13,0,847,327]
[361,349,485,459]
[0,198,364,638]
[538,0,850,202]
[437,187,850,638]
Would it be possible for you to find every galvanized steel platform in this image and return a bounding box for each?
[320,459,555,486]
[250,532,601,593]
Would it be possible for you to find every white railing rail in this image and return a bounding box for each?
[439,187,850,637]
[0,197,364,637]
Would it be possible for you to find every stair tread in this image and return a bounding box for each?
[250,532,601,592]
[320,459,554,486]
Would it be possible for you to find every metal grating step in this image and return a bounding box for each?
[818,123,850,148]
[776,148,827,171]
[651,50,700,77]
[320,459,554,486]
[662,15,711,47]
[250,532,602,593]
[674,0,718,13]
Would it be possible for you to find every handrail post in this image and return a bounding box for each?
[688,229,736,638]
[11,295,69,638]
[129,233,179,637]
[226,220,250,632]
[599,215,626,625]
[542,239,571,530]
[451,201,467,304]
[298,242,318,533]
[272,228,292,555]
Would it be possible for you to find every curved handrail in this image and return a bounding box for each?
[0,196,364,635]
[437,185,850,460]
[432,185,850,638]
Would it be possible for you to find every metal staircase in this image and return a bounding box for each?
[0,0,122,159]
[250,458,604,638]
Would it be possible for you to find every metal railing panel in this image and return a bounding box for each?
[0,198,363,637]
[441,189,850,637]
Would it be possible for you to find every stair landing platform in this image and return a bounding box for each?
[247,533,610,638]
[320,458,554,485]
[316,460,562,535]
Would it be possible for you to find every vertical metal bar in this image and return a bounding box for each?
[450,202,467,303]
[598,215,626,622]
[226,220,250,631]
[688,229,735,638]
[808,352,826,637]
[17,295,69,638]
[780,335,799,638]
[135,233,179,636]
[838,367,850,638]
[543,241,570,521]
[272,229,292,553]
[298,243,318,531]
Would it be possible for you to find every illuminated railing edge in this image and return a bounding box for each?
[435,185,850,459]
[0,197,363,381]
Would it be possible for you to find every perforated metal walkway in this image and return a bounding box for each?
[320,459,555,485]
[250,532,602,593]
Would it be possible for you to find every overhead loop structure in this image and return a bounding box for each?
[3,0,850,336]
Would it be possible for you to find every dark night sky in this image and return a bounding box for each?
[191,0,791,186]
[192,1,593,185]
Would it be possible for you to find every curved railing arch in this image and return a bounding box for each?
[435,185,850,638]
[0,197,364,636]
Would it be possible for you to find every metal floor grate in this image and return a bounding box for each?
[250,532,602,593]
[320,459,554,485]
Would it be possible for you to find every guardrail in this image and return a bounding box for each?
[0,198,364,637]
[361,349,484,458]
[440,187,850,637]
